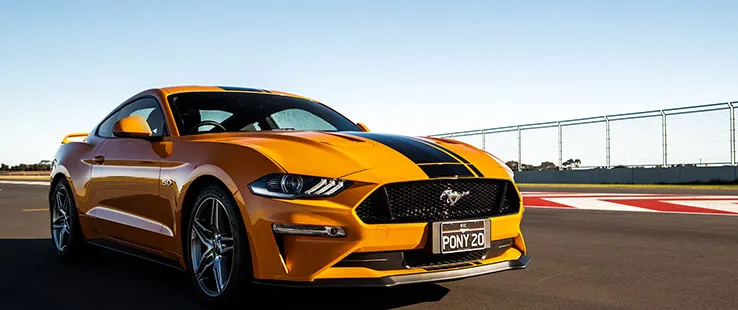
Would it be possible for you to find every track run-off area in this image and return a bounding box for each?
[0,181,736,309]
[523,192,738,215]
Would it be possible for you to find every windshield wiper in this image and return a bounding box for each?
[270,128,296,131]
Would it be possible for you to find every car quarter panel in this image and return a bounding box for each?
[50,134,103,239]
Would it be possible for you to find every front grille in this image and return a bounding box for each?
[354,179,520,224]
[403,249,488,268]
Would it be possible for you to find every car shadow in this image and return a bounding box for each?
[0,239,449,309]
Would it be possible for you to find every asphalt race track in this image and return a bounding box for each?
[1,183,737,309]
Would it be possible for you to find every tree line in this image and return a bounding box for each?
[505,158,582,171]
[504,158,700,171]
[0,160,51,172]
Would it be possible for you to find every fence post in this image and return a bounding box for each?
[557,121,562,170]
[517,126,522,171]
[660,110,667,167]
[730,102,736,166]
[480,129,486,151]
[604,116,611,168]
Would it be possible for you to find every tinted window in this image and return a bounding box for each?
[196,110,234,132]
[271,108,336,131]
[97,111,120,138]
[117,97,167,136]
[168,92,360,135]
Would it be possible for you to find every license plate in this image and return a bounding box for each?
[435,219,490,254]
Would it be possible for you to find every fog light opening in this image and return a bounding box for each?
[496,238,514,249]
[272,223,347,237]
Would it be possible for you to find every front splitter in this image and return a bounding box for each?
[253,255,531,288]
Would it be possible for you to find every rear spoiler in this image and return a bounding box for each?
[61,132,89,144]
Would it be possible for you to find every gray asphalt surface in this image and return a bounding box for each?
[1,183,737,309]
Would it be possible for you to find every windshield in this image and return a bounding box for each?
[168,92,361,135]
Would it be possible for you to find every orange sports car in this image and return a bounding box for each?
[49,86,529,306]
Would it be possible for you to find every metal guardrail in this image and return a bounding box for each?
[430,101,738,171]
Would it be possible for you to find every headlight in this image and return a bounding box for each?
[248,173,353,199]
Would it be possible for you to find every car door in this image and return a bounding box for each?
[89,97,174,252]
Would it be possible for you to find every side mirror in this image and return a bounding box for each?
[112,115,154,139]
[356,122,370,132]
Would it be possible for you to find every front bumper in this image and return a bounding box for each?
[254,255,530,288]
[235,173,528,283]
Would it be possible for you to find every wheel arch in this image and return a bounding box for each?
[176,165,241,239]
[49,169,72,204]
[48,138,99,209]
[178,175,228,262]
[176,171,256,271]
[170,143,286,271]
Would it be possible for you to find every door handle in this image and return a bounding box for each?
[93,155,105,165]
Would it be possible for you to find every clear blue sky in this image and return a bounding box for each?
[1,0,737,165]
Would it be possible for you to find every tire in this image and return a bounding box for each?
[185,184,254,307]
[50,178,87,259]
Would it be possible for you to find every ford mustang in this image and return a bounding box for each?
[49,86,529,306]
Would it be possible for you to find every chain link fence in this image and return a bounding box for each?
[430,101,738,171]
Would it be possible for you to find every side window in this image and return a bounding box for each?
[117,97,167,137]
[97,111,120,138]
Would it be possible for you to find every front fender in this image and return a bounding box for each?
[165,140,287,268]
[182,164,241,196]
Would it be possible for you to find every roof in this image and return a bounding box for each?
[158,85,316,101]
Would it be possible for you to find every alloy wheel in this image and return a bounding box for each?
[51,186,73,252]
[190,197,236,297]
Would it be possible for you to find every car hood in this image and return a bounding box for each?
[207,131,511,180]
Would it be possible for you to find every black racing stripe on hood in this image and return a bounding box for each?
[413,138,471,164]
[468,165,484,177]
[410,136,482,177]
[345,132,459,164]
[419,164,474,178]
